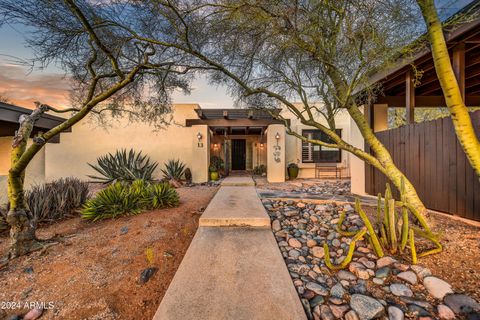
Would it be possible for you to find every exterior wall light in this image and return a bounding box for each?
[260,143,264,148]
[275,132,281,140]
[197,132,203,147]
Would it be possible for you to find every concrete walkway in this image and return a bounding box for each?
[153,176,306,320]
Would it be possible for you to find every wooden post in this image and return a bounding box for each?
[406,69,415,124]
[452,42,465,100]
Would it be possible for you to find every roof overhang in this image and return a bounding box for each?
[0,102,70,143]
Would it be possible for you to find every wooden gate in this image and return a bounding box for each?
[366,111,480,221]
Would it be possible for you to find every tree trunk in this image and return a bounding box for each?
[417,0,480,177]
[347,104,431,232]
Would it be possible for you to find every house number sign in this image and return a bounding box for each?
[273,145,281,162]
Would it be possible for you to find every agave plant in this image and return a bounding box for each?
[82,179,179,221]
[161,159,186,181]
[88,149,158,184]
[26,177,90,225]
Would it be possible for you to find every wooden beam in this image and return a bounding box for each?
[185,118,286,127]
[453,42,466,99]
[406,69,415,124]
[375,95,480,107]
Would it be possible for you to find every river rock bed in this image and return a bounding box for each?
[263,199,480,320]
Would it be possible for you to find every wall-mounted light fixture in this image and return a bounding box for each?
[275,132,281,140]
[197,132,203,147]
[260,143,264,148]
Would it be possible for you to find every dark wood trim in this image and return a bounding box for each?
[376,95,480,107]
[453,42,466,99]
[406,69,415,124]
[185,118,286,127]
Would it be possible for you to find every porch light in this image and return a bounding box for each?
[197,132,203,142]
[275,132,281,140]
[260,143,264,148]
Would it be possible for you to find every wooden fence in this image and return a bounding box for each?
[365,110,480,221]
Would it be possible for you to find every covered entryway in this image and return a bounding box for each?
[185,108,287,182]
[231,139,246,170]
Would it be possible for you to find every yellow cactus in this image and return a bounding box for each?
[324,227,367,270]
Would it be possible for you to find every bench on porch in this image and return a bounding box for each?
[315,163,343,179]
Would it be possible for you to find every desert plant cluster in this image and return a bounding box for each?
[81,179,179,221]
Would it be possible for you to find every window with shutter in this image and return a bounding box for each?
[301,129,341,163]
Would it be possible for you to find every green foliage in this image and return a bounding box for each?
[88,149,158,184]
[161,159,186,180]
[209,155,224,171]
[82,180,179,221]
[26,178,90,224]
[331,179,442,268]
[253,164,267,175]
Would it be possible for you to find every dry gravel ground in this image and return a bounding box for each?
[0,186,218,320]
[256,178,480,302]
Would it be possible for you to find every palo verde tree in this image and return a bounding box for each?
[104,1,436,231]
[416,0,480,177]
[0,0,199,257]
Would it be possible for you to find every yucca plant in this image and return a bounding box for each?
[161,159,186,181]
[148,183,180,208]
[88,149,158,184]
[82,179,179,221]
[81,182,143,221]
[26,177,90,225]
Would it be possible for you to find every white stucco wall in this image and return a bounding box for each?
[44,104,201,182]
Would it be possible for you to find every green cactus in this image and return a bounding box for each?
[355,199,384,258]
[336,211,358,236]
[409,228,417,264]
[324,227,367,270]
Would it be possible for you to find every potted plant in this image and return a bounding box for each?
[209,165,219,181]
[287,163,299,179]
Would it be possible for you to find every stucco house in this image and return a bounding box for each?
[0,102,357,203]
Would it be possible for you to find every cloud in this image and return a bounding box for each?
[0,64,71,109]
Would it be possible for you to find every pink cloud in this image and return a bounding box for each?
[0,64,71,109]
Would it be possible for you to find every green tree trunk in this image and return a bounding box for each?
[417,0,480,177]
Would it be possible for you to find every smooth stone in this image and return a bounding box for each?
[307,239,317,248]
[330,283,346,299]
[376,256,396,268]
[388,306,404,320]
[373,278,384,285]
[376,267,391,279]
[390,283,413,297]
[288,238,302,248]
[301,298,313,320]
[350,294,385,320]
[332,239,341,247]
[272,220,281,232]
[345,310,360,320]
[289,249,301,259]
[309,295,325,308]
[330,304,349,318]
[312,246,325,259]
[397,271,417,285]
[320,305,335,320]
[305,282,329,296]
[337,270,357,281]
[400,297,432,309]
[358,257,375,269]
[444,294,480,314]
[139,267,158,284]
[411,265,432,280]
[408,304,431,317]
[423,276,453,300]
[437,304,456,319]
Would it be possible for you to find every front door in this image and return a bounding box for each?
[231,139,246,170]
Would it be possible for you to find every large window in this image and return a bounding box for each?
[301,129,342,163]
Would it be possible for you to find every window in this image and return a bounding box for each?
[301,129,341,163]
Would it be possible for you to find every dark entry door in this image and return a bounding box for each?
[231,139,246,170]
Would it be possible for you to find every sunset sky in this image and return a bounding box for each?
[0,0,472,110]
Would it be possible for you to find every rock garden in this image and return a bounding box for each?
[263,198,480,320]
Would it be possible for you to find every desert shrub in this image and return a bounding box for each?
[82,180,179,221]
[210,155,224,171]
[88,149,158,184]
[184,168,192,183]
[253,164,267,175]
[161,159,186,180]
[26,177,90,224]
